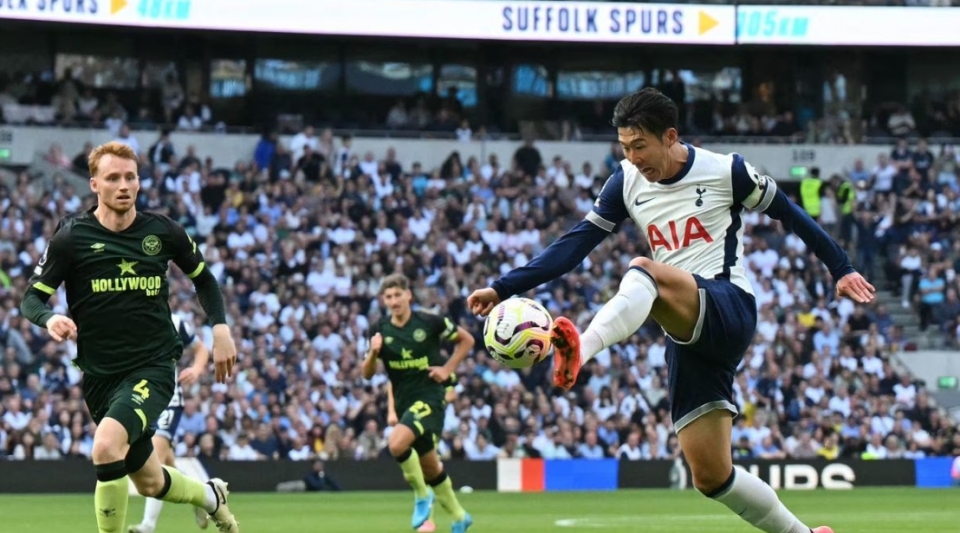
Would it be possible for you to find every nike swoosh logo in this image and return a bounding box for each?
[208,481,226,507]
[635,198,653,207]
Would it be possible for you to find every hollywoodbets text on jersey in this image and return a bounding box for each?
[0,0,99,14]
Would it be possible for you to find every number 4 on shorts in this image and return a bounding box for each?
[409,401,431,435]
[133,379,150,399]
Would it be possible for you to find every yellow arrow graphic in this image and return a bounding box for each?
[111,0,127,15]
[698,11,719,35]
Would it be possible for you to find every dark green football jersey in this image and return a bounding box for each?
[28,207,206,377]
[373,310,458,412]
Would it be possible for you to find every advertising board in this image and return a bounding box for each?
[0,0,735,44]
[737,6,960,46]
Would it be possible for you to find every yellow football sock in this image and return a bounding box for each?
[430,473,466,521]
[397,449,429,498]
[158,466,210,511]
[94,476,129,533]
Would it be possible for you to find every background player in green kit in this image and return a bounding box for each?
[19,142,241,533]
[362,274,474,533]
[387,376,458,533]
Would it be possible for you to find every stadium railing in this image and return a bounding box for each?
[1,457,954,494]
[28,151,89,192]
[3,122,960,147]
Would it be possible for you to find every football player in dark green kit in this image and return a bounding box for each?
[20,142,241,533]
[362,274,474,533]
[387,374,458,532]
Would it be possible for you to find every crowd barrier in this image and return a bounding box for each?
[0,457,953,494]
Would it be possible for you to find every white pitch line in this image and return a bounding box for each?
[555,515,729,528]
[554,510,958,529]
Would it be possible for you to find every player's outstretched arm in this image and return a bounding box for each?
[764,190,873,302]
[183,261,236,382]
[21,295,76,342]
[21,225,76,341]
[478,221,608,311]
[734,156,874,303]
[468,168,629,316]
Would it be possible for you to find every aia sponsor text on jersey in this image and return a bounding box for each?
[647,216,713,252]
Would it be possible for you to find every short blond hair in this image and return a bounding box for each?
[88,141,137,177]
[381,273,410,293]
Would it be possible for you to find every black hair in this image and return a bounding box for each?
[611,87,678,139]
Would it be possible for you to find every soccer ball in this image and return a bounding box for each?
[483,297,553,369]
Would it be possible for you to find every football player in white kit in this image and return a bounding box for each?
[468,88,874,533]
[129,313,211,533]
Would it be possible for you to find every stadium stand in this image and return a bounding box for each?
[1,29,959,465]
[3,55,960,144]
[1,116,958,464]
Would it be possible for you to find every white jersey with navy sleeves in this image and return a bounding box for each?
[166,313,197,409]
[586,143,778,296]
[490,143,851,304]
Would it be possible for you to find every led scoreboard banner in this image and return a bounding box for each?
[2,1,959,46]
[0,0,735,44]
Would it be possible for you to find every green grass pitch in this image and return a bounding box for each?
[0,488,954,532]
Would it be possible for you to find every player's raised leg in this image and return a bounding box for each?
[117,367,238,532]
[128,433,209,533]
[388,425,434,529]
[553,258,829,533]
[126,443,238,533]
[127,434,170,533]
[552,257,696,389]
[419,450,472,533]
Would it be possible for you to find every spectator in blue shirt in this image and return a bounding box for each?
[577,431,607,459]
[251,423,281,460]
[918,267,946,331]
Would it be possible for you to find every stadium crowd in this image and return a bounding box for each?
[835,137,960,346]
[0,125,959,466]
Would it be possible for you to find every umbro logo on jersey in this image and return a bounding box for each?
[90,243,105,253]
[634,198,653,207]
[695,187,706,207]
